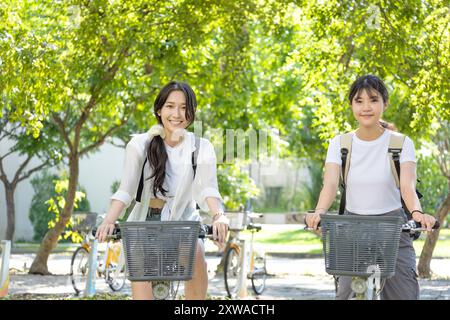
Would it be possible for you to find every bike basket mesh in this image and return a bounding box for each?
[321,215,403,278]
[120,221,201,281]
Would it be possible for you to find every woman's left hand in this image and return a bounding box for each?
[412,211,436,232]
[212,213,229,250]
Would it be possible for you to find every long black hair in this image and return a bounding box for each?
[148,81,197,197]
[348,75,390,128]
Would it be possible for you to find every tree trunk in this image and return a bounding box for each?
[5,185,16,241]
[417,188,450,278]
[28,153,79,275]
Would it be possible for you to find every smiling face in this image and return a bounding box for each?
[351,89,386,129]
[158,90,189,138]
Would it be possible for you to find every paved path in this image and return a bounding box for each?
[6,253,450,300]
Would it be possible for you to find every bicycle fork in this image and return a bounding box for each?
[351,265,382,300]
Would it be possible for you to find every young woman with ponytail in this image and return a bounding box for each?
[96,81,228,300]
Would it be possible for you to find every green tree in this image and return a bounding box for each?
[290,0,449,277]
[217,162,260,211]
[0,0,280,274]
[0,115,59,240]
[29,170,90,242]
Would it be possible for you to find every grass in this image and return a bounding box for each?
[412,229,450,258]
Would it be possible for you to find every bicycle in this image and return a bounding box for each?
[306,214,440,300]
[97,221,213,300]
[223,210,267,298]
[70,221,126,296]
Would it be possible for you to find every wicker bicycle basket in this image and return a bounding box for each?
[120,221,201,282]
[321,214,403,278]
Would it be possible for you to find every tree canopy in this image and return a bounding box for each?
[1,0,448,275]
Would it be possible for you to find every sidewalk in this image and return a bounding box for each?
[6,253,450,300]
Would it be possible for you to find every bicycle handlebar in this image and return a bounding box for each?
[92,223,214,241]
[303,219,440,234]
[402,220,440,234]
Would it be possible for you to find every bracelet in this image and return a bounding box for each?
[411,210,424,216]
[212,212,224,221]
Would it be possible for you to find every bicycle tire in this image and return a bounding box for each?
[106,262,126,292]
[70,246,90,296]
[250,255,266,295]
[224,246,241,298]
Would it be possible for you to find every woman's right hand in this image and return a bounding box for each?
[95,222,117,243]
[305,212,322,230]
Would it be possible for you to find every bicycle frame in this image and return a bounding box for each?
[350,265,383,300]
[224,212,266,298]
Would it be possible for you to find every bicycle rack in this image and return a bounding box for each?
[0,240,11,297]
[84,238,98,297]
[237,239,249,298]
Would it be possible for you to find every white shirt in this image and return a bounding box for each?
[163,142,186,198]
[325,129,416,215]
[111,130,223,222]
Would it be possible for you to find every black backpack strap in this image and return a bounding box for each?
[339,147,349,215]
[339,133,353,215]
[389,148,409,217]
[135,158,147,203]
[192,136,201,210]
[192,136,200,179]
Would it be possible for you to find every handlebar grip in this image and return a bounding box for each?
[414,220,440,230]
[199,225,213,239]
[91,226,121,239]
[247,224,262,231]
[304,221,321,231]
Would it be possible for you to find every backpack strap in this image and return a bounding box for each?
[136,158,147,203]
[192,135,200,179]
[192,136,201,210]
[136,135,201,203]
[339,133,354,215]
[387,132,405,189]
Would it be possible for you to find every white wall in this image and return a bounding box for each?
[0,140,125,241]
[78,142,124,215]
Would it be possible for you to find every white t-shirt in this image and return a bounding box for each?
[163,142,186,198]
[325,129,416,215]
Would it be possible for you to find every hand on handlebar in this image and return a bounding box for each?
[212,214,229,251]
[412,212,438,232]
[95,222,118,243]
[305,212,322,231]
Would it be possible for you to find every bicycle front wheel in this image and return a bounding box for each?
[106,262,126,291]
[224,246,241,298]
[70,246,90,295]
[251,254,267,295]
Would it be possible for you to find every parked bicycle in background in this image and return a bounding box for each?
[70,213,126,296]
[223,208,267,298]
